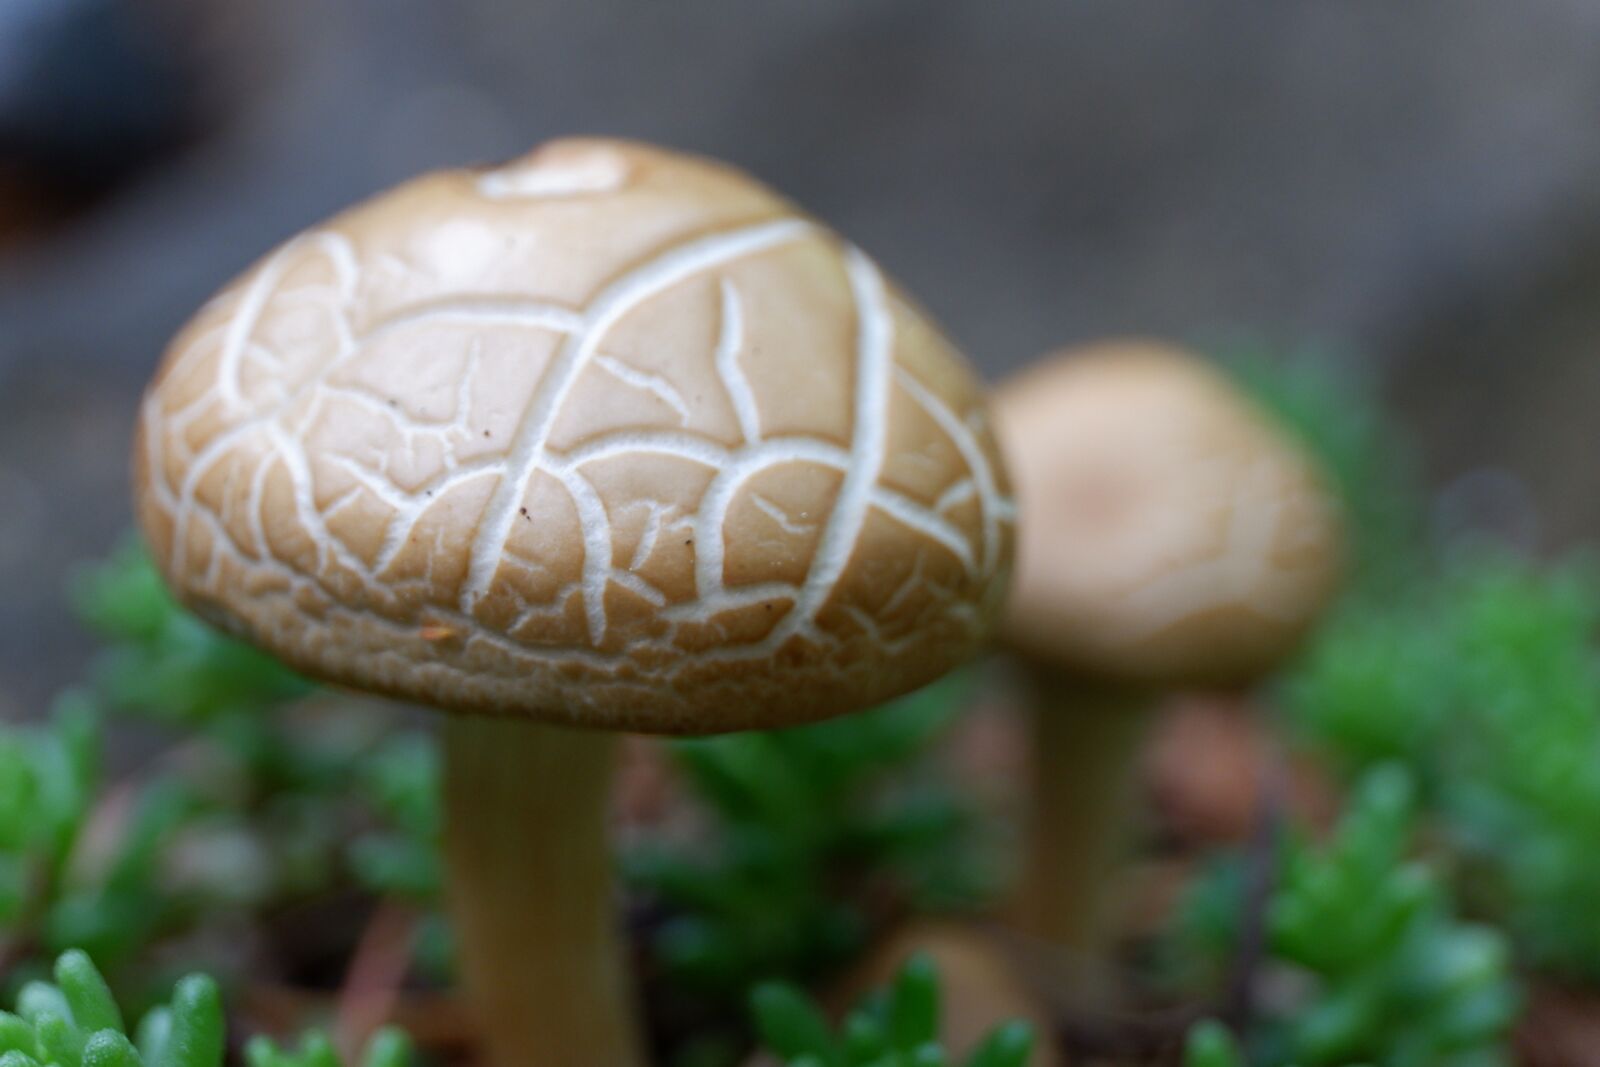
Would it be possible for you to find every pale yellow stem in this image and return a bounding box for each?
[443,717,644,1067]
[1011,674,1155,954]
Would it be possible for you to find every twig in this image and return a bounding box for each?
[1221,739,1289,1035]
[982,921,1202,1062]
[1054,1002,1207,1062]
[334,900,419,1060]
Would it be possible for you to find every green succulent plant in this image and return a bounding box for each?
[630,674,994,996]
[1223,353,1600,990]
[0,950,409,1067]
[56,543,449,978]
[242,1030,412,1067]
[0,698,99,939]
[1181,1021,1250,1067]
[1284,550,1600,980]
[751,953,1033,1067]
[0,699,201,986]
[1174,767,1518,1067]
[29,344,1580,1067]
[1220,346,1423,600]
[38,538,994,1054]
[71,543,312,735]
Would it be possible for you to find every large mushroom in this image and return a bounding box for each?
[994,340,1342,951]
[133,139,1013,1066]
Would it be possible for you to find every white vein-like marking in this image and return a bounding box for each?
[564,430,976,573]
[311,231,361,294]
[322,339,487,486]
[478,153,630,199]
[593,354,691,423]
[934,480,976,514]
[216,246,299,412]
[169,234,362,577]
[263,424,374,582]
[170,420,272,573]
[452,338,485,453]
[244,451,277,559]
[321,385,453,432]
[751,494,814,535]
[324,454,498,516]
[629,502,667,572]
[139,397,178,515]
[893,366,1006,576]
[364,473,503,576]
[549,467,615,642]
[560,428,732,471]
[460,217,813,628]
[882,554,927,615]
[660,582,796,621]
[609,569,666,607]
[715,280,760,442]
[759,246,893,643]
[216,232,360,412]
[364,296,583,341]
[508,579,584,632]
[241,341,284,374]
[322,483,366,516]
[841,604,919,656]
[868,490,973,570]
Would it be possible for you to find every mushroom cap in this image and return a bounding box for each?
[995,340,1342,688]
[134,139,1012,735]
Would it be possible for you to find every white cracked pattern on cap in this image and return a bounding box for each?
[134,139,1013,734]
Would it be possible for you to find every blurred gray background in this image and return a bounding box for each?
[2,0,1598,715]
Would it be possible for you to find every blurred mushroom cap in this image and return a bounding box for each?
[134,138,1012,734]
[995,340,1342,687]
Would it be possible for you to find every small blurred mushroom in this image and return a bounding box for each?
[829,922,1060,1067]
[133,138,1012,1066]
[993,340,1344,953]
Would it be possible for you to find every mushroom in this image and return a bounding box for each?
[132,138,1013,1067]
[832,922,1060,1067]
[993,340,1342,951]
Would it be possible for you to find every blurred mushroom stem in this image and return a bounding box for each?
[1011,672,1153,955]
[443,717,644,1067]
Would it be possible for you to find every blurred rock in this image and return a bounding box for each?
[1518,981,1600,1067]
[1144,695,1338,846]
[0,0,196,185]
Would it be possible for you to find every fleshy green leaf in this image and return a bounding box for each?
[164,976,224,1067]
[56,950,122,1035]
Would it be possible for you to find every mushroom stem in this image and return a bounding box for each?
[443,717,643,1067]
[1012,671,1155,955]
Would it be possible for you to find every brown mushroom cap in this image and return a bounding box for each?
[995,340,1342,688]
[134,139,1012,734]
